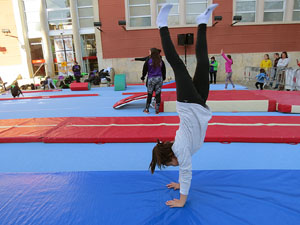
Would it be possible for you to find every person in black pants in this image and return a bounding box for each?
[209,56,218,84]
[72,61,81,83]
[149,3,217,208]
[159,19,209,106]
[141,48,166,114]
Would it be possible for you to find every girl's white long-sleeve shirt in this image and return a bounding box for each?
[277,58,290,67]
[172,101,212,196]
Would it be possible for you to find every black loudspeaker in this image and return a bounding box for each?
[177,33,194,46]
[178,34,186,46]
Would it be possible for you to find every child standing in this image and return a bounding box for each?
[72,61,81,83]
[209,56,218,84]
[255,69,269,90]
[141,48,166,114]
[260,54,272,73]
[221,49,235,90]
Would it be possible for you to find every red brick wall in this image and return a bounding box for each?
[98,0,300,59]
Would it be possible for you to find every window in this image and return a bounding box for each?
[46,0,70,9]
[186,0,208,24]
[264,0,285,22]
[46,0,72,31]
[77,0,93,7]
[77,0,94,28]
[235,0,257,22]
[128,0,151,27]
[293,0,300,21]
[81,34,97,72]
[23,0,42,37]
[157,0,179,26]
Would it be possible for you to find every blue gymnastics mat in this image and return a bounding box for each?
[1,143,300,172]
[0,170,299,225]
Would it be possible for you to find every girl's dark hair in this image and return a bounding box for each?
[281,51,288,58]
[150,48,161,68]
[265,54,270,59]
[149,140,174,174]
[227,55,233,64]
[211,56,215,60]
[260,68,266,73]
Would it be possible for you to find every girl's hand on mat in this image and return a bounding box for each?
[166,182,180,190]
[165,198,185,208]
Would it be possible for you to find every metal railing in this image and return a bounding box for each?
[243,66,300,90]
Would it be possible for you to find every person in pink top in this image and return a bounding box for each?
[221,49,235,90]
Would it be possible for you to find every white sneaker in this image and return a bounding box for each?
[196,4,219,25]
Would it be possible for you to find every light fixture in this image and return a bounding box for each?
[2,29,11,34]
[94,21,103,32]
[118,20,126,31]
[2,29,18,39]
[213,16,222,27]
[231,16,242,26]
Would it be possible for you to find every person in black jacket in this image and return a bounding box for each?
[132,48,163,87]
[141,48,166,114]
[72,61,81,82]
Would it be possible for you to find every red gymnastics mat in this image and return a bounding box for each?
[249,90,300,113]
[1,116,300,143]
[162,82,176,89]
[0,93,99,101]
[0,117,65,142]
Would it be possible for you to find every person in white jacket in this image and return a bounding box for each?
[277,52,290,68]
[275,51,290,89]
[149,3,217,208]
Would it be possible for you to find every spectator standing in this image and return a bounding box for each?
[209,56,218,84]
[269,53,280,87]
[260,54,272,76]
[72,61,81,83]
[274,51,289,89]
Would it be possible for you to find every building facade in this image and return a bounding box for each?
[98,0,300,83]
[0,0,102,84]
[0,0,299,84]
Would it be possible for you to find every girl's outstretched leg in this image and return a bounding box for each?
[193,4,218,104]
[193,24,209,103]
[158,4,201,104]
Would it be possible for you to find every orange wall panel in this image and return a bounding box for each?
[99,0,300,59]
[0,0,22,65]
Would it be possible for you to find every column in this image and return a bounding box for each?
[284,0,294,22]
[12,0,33,79]
[40,0,54,77]
[150,0,157,27]
[257,0,265,23]
[179,0,185,26]
[70,0,83,67]
[93,0,104,69]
